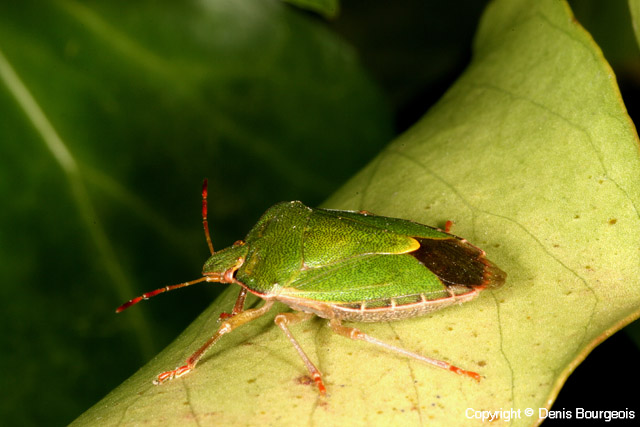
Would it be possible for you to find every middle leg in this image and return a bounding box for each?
[274,312,326,394]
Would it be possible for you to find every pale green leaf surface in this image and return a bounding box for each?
[74,0,640,425]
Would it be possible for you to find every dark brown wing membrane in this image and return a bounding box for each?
[411,237,506,289]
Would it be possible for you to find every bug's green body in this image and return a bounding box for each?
[203,201,504,322]
[118,185,506,394]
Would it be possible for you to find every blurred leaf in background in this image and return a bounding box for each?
[283,0,340,18]
[0,0,392,424]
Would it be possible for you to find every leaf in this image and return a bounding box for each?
[629,0,640,50]
[73,0,640,425]
[282,0,340,19]
[0,0,391,425]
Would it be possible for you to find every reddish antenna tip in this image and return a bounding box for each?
[202,178,208,198]
[115,277,209,314]
[115,297,142,313]
[116,293,154,312]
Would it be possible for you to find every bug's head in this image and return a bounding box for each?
[202,241,248,280]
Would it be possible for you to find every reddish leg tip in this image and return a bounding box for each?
[153,365,192,385]
[312,373,326,395]
[450,366,482,382]
[470,372,482,382]
[318,384,327,395]
[218,312,233,322]
[444,220,454,233]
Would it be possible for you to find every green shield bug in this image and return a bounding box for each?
[117,180,506,394]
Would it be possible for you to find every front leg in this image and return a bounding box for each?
[274,312,326,394]
[155,299,274,384]
[218,287,248,321]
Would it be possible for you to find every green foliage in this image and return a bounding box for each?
[0,0,390,425]
[72,0,640,425]
[283,0,340,18]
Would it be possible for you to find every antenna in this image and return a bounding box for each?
[202,179,215,255]
[116,277,209,313]
[116,179,217,313]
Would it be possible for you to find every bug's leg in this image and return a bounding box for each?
[328,319,481,381]
[218,287,248,321]
[444,220,454,233]
[155,300,274,385]
[274,312,326,394]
